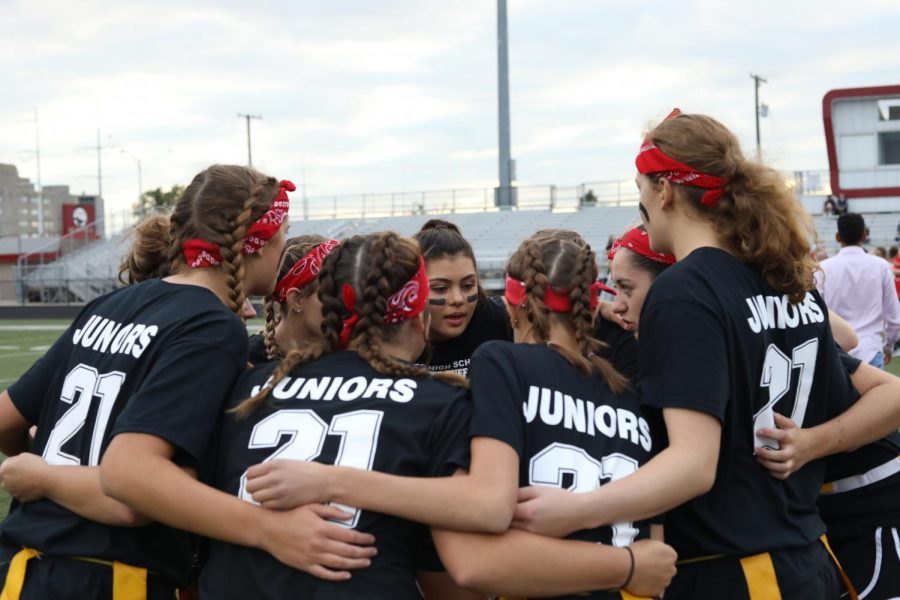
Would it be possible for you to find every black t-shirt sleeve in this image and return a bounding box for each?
[424,387,473,477]
[595,317,639,381]
[485,295,513,341]
[7,331,70,424]
[468,342,525,457]
[822,337,859,420]
[246,333,269,367]
[111,321,248,464]
[838,348,862,374]
[639,296,730,421]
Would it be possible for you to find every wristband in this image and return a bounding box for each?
[621,545,635,590]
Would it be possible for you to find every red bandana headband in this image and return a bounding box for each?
[271,239,341,304]
[182,179,295,268]
[635,109,729,207]
[338,256,430,348]
[608,228,676,265]
[385,256,429,324]
[505,275,603,313]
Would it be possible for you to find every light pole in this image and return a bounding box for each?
[750,73,767,159]
[496,0,514,208]
[17,109,44,235]
[238,113,262,166]
[121,150,143,208]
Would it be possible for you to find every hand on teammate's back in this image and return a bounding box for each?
[754,412,813,480]
[626,539,678,598]
[259,503,377,581]
[245,459,332,510]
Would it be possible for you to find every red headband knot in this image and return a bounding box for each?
[608,228,676,265]
[635,109,729,207]
[182,179,294,268]
[384,256,429,325]
[271,239,341,304]
[505,275,603,313]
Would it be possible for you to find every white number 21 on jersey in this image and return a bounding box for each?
[754,338,818,450]
[529,442,639,547]
[238,409,383,529]
[43,364,126,467]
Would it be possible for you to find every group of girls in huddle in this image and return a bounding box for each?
[1,110,900,600]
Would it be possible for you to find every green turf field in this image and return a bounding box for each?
[0,319,72,517]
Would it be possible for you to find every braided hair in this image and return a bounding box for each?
[507,232,628,394]
[263,235,328,360]
[233,231,466,418]
[123,165,282,314]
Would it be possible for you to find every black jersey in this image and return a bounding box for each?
[469,341,653,600]
[638,247,855,559]
[595,316,639,381]
[247,332,268,366]
[1,279,248,585]
[199,351,471,600]
[819,351,900,527]
[420,295,511,377]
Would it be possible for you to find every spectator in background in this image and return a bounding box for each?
[822,197,837,216]
[817,212,900,368]
[873,246,888,260]
[891,246,900,300]
[834,192,849,215]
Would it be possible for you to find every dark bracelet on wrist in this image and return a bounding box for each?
[621,545,635,590]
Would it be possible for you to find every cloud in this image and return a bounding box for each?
[3,0,900,223]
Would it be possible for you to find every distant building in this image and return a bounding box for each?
[0,163,100,237]
[823,85,900,212]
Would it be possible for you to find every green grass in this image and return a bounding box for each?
[0,320,71,389]
[0,319,71,517]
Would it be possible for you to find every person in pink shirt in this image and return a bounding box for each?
[816,213,900,369]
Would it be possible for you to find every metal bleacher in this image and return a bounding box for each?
[288,205,642,274]
[16,203,900,303]
[21,233,127,302]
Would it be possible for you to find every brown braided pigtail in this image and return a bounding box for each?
[159,165,279,313]
[231,241,349,417]
[568,242,628,393]
[521,239,552,343]
[264,235,329,359]
[354,233,467,389]
[218,184,261,314]
[263,296,281,360]
[508,231,628,392]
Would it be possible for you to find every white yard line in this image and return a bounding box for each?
[0,325,68,331]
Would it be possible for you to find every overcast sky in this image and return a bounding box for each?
[2,0,899,220]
